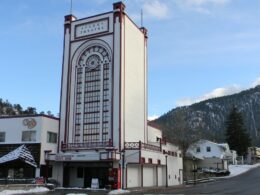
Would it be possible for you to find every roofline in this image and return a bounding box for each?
[148,124,162,132]
[0,114,60,121]
[70,5,146,36]
[70,11,113,23]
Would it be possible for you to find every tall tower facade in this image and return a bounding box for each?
[48,2,183,189]
[59,2,147,152]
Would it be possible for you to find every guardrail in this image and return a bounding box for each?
[61,140,113,151]
[124,141,161,152]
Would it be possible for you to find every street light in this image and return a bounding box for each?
[121,150,125,189]
[165,154,168,187]
[192,156,196,185]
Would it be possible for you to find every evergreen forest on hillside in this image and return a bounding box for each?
[0,98,54,116]
[153,85,260,147]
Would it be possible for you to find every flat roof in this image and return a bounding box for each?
[0,114,59,121]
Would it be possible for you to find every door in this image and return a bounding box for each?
[84,167,108,188]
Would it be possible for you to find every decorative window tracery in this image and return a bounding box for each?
[74,44,111,143]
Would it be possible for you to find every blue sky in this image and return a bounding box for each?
[0,0,260,119]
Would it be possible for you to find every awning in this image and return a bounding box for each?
[0,145,37,167]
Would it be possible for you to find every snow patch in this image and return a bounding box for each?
[66,194,87,195]
[0,187,49,195]
[0,145,37,167]
[228,163,260,177]
[108,189,130,194]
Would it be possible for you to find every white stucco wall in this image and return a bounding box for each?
[59,12,116,147]
[147,125,162,143]
[123,16,147,143]
[167,155,183,186]
[0,117,42,144]
[40,117,59,165]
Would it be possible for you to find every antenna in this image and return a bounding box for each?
[70,0,73,14]
[141,9,143,27]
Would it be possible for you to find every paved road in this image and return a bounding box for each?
[135,166,260,195]
[25,166,260,195]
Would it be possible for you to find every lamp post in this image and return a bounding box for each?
[121,150,125,189]
[192,156,196,185]
[165,154,168,187]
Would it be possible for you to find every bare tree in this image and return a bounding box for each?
[154,108,207,182]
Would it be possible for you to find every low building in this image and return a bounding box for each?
[247,147,260,164]
[0,115,59,180]
[185,139,234,178]
[123,124,183,188]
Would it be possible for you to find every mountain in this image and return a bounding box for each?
[153,85,260,145]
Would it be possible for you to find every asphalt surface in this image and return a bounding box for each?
[25,166,260,195]
[133,166,260,195]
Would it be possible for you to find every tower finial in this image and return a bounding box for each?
[70,0,73,15]
[141,9,143,27]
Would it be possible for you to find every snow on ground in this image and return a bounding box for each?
[0,187,49,195]
[108,189,130,194]
[66,194,87,195]
[228,163,260,177]
[56,187,106,191]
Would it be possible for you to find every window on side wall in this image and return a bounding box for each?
[207,146,211,152]
[0,132,6,142]
[22,131,36,142]
[47,132,57,143]
[196,147,201,153]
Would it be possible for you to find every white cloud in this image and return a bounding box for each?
[176,84,242,106]
[148,115,159,121]
[176,78,260,107]
[251,77,260,87]
[142,0,169,19]
[175,0,231,14]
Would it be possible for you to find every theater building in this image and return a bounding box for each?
[47,2,183,188]
[0,115,59,180]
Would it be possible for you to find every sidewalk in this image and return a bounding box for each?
[127,185,187,194]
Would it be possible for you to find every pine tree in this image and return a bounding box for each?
[225,106,251,156]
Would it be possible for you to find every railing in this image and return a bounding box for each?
[124,141,161,152]
[61,140,113,151]
[141,142,161,152]
[124,142,140,150]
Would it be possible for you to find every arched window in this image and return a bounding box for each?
[74,44,111,143]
